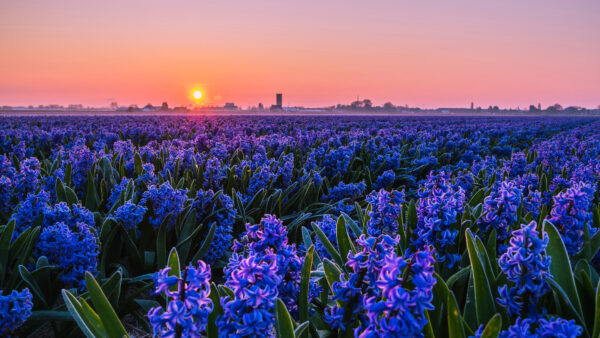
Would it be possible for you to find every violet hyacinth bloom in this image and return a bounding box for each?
[324,234,436,337]
[479,180,522,241]
[496,221,551,317]
[365,189,405,236]
[148,260,213,337]
[549,182,595,256]
[415,171,465,267]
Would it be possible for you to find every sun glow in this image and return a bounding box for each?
[192,90,203,100]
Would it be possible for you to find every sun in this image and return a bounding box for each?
[192,90,203,100]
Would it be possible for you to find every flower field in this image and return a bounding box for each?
[2,115,600,337]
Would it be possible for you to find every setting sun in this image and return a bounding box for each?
[192,90,203,100]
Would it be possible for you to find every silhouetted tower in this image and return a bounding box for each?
[276,93,282,108]
[470,102,474,110]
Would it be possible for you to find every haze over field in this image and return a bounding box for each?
[1,0,599,108]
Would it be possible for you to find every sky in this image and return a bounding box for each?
[1,0,599,109]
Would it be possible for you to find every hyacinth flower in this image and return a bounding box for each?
[112,200,147,232]
[13,157,41,200]
[230,215,313,317]
[496,221,551,317]
[549,182,595,256]
[140,182,188,229]
[479,180,522,242]
[10,190,50,238]
[324,235,436,336]
[106,177,132,210]
[218,252,281,337]
[414,172,465,268]
[373,169,395,190]
[35,221,99,290]
[192,189,236,264]
[471,317,582,338]
[148,260,213,337]
[43,202,96,229]
[322,181,366,214]
[365,189,405,236]
[0,288,33,335]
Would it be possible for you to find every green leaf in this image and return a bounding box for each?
[545,220,583,314]
[207,283,223,338]
[156,216,170,268]
[84,170,100,211]
[593,279,600,338]
[406,200,418,230]
[84,272,128,338]
[313,224,343,267]
[65,186,80,205]
[480,314,502,338]
[299,245,314,325]
[465,229,496,325]
[294,322,310,337]
[191,222,217,262]
[275,298,295,338]
[18,265,50,308]
[323,259,342,294]
[336,216,355,263]
[0,220,15,280]
[447,291,466,338]
[167,247,181,293]
[469,187,485,207]
[546,278,588,334]
[134,153,143,176]
[55,178,67,203]
[62,290,105,338]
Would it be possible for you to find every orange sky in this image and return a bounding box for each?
[1,0,599,108]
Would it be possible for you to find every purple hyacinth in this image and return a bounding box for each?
[549,182,595,256]
[479,180,522,241]
[192,189,236,264]
[324,235,436,337]
[218,251,281,337]
[231,215,310,317]
[497,221,551,317]
[366,189,405,236]
[415,172,465,267]
[148,260,213,337]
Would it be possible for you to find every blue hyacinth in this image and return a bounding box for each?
[549,182,595,256]
[218,251,281,337]
[231,215,310,317]
[415,172,465,267]
[365,189,405,236]
[148,260,213,337]
[113,201,147,231]
[35,222,99,290]
[10,191,50,238]
[324,235,436,337]
[140,182,188,229]
[497,221,551,317]
[479,180,522,241]
[0,288,33,335]
[192,189,236,264]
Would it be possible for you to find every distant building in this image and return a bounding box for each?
[224,102,237,110]
[271,93,283,110]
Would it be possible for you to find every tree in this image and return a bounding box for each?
[383,102,395,110]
